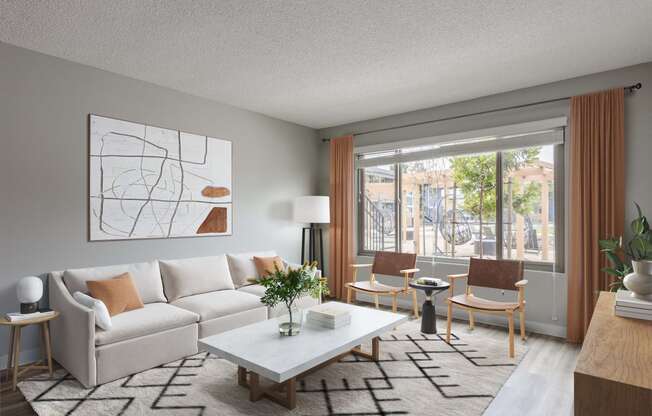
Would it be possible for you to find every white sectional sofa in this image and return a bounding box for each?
[48,251,320,387]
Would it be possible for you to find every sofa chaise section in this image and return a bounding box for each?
[171,290,267,338]
[49,259,204,388]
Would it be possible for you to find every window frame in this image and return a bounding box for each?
[357,134,565,273]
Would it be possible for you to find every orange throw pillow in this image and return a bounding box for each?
[253,256,285,278]
[86,273,145,316]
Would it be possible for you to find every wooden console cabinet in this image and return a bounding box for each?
[574,291,652,415]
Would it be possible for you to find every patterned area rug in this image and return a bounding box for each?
[19,321,526,415]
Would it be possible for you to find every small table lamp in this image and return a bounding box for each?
[294,196,330,274]
[17,276,43,314]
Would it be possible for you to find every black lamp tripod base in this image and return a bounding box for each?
[301,224,325,275]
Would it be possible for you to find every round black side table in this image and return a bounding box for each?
[409,280,450,334]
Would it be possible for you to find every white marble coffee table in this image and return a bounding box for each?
[198,302,407,409]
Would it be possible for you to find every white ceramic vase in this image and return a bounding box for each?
[623,260,652,300]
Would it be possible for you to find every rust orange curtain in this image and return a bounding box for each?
[329,135,355,300]
[567,88,625,343]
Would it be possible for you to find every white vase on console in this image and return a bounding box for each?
[624,260,652,300]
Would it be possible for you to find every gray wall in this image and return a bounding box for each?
[319,62,652,338]
[0,42,320,366]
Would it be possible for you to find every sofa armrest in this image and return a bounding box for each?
[48,272,97,387]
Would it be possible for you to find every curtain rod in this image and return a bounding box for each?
[321,82,642,142]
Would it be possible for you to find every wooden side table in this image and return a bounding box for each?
[1,311,59,391]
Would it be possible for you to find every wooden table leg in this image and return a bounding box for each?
[40,323,47,368]
[12,327,21,391]
[286,377,297,409]
[42,322,53,377]
[248,372,262,401]
[5,327,15,384]
[371,336,380,361]
[507,311,515,358]
[237,366,247,387]
[351,336,381,362]
[242,370,297,409]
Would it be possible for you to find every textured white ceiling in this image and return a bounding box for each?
[1,1,651,128]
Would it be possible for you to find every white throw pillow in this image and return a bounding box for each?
[226,251,277,287]
[73,291,112,331]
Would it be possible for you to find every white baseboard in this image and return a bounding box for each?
[1,347,43,370]
[355,293,567,339]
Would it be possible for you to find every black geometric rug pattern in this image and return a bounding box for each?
[18,324,526,416]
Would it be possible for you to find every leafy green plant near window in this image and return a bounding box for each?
[599,202,652,291]
[258,262,329,336]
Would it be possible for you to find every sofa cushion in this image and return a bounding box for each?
[226,251,277,287]
[159,255,234,302]
[95,303,198,346]
[171,290,263,321]
[237,283,266,297]
[63,260,166,304]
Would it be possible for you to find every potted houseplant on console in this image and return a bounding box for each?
[259,262,329,336]
[600,202,652,299]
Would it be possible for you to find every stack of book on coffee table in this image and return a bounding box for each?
[615,290,652,321]
[306,303,351,329]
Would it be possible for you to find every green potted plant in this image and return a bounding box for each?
[258,262,329,336]
[600,202,652,299]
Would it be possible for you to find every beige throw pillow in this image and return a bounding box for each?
[226,251,277,287]
[253,256,285,278]
[86,273,144,316]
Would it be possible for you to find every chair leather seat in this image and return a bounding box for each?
[348,280,405,293]
[448,294,520,311]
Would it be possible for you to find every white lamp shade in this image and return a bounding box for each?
[294,196,330,224]
[17,276,43,303]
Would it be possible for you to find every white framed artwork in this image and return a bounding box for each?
[89,114,232,241]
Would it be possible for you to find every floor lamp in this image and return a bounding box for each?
[294,196,330,275]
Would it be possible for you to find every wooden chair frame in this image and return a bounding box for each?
[346,264,420,318]
[445,273,528,358]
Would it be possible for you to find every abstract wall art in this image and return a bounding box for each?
[89,114,232,240]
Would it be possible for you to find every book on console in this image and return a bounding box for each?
[615,290,652,310]
[615,305,652,316]
[614,308,652,321]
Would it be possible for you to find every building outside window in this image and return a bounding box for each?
[358,123,564,271]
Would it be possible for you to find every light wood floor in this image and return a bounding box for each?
[0,305,579,416]
[460,319,579,416]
